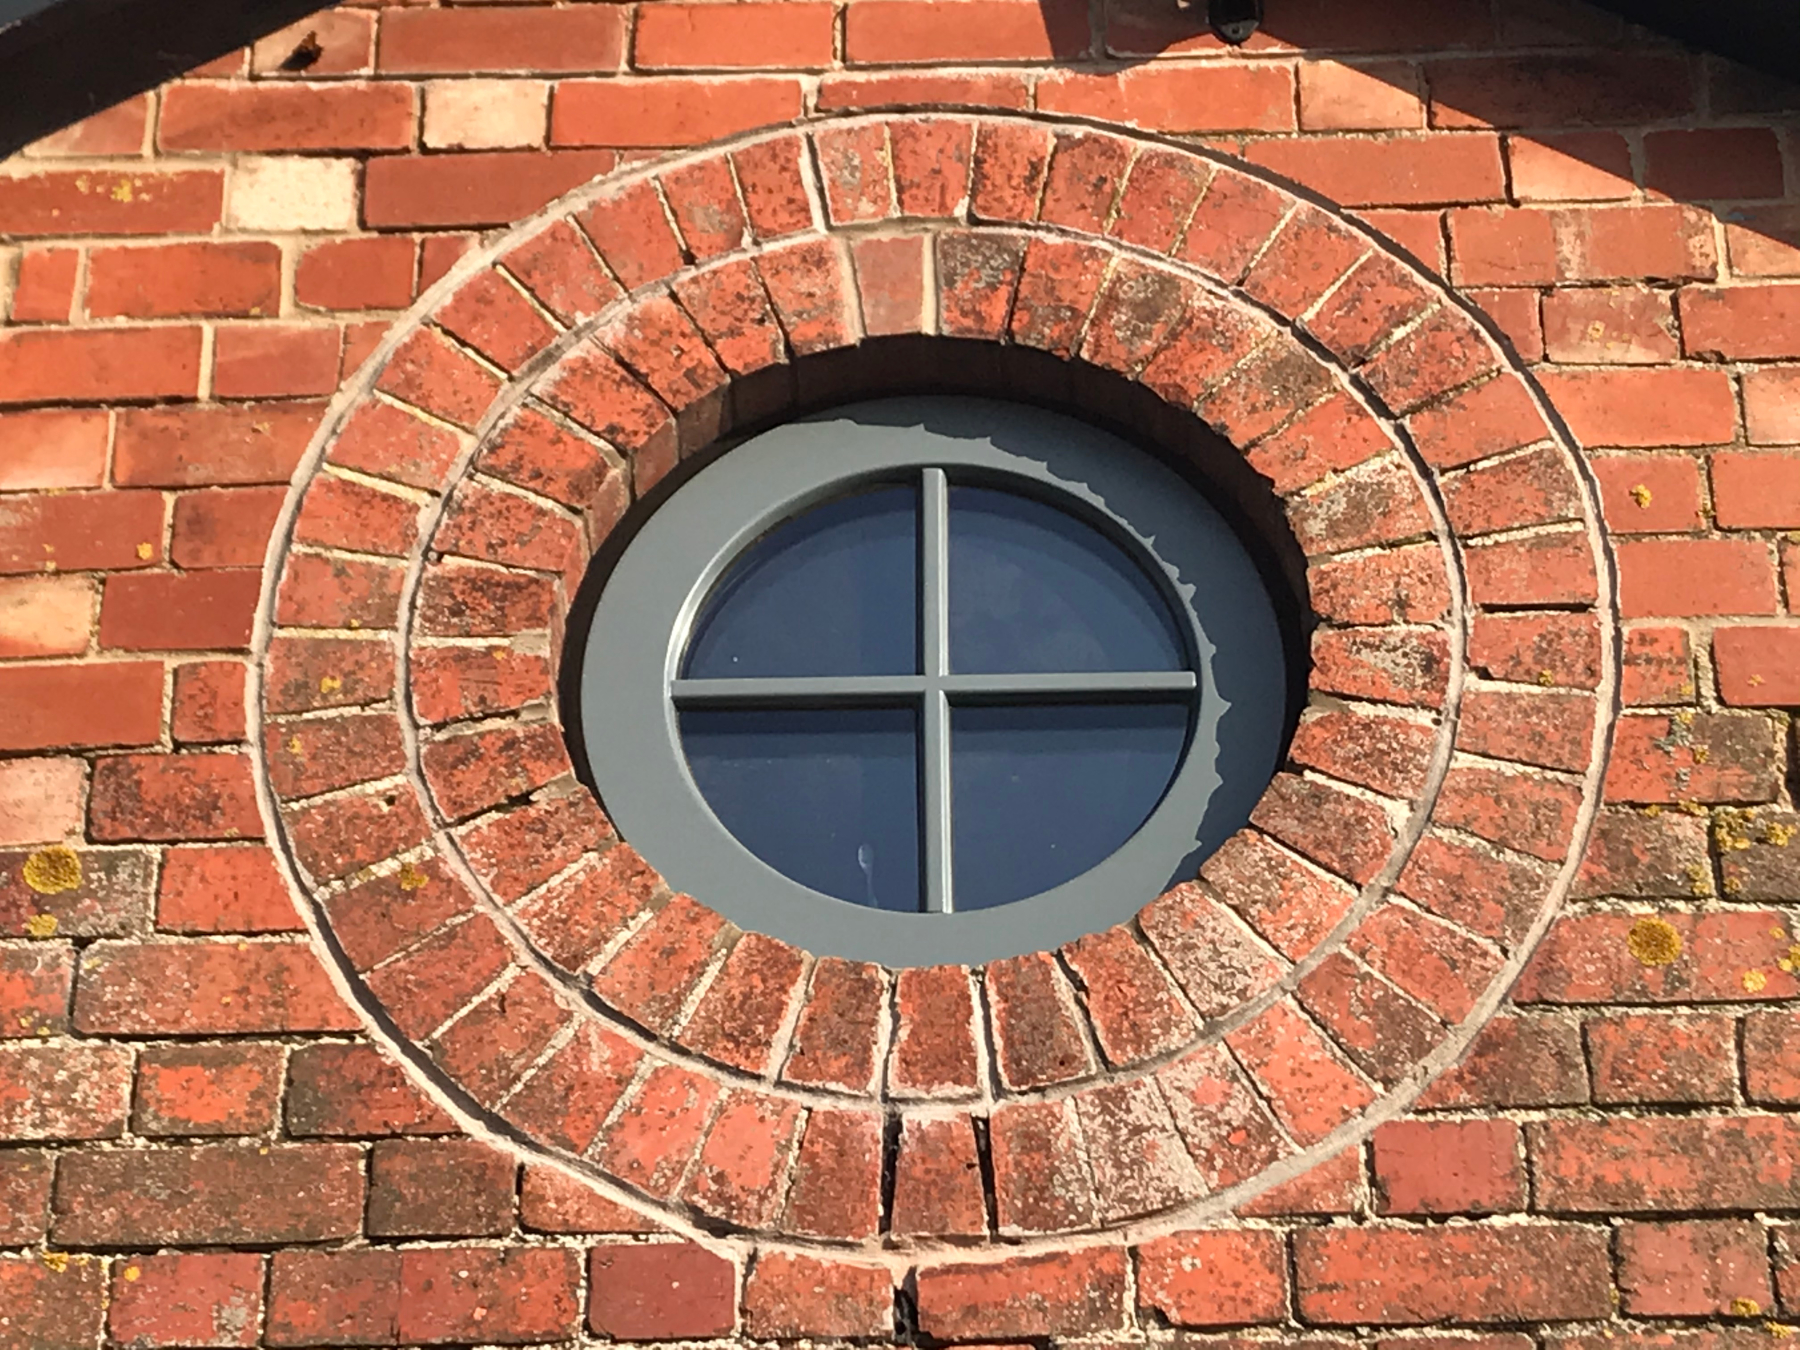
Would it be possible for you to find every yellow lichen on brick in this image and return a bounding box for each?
[397,861,431,891]
[24,913,59,939]
[22,845,81,894]
[1627,916,1683,967]
[1630,483,1653,507]
[1744,970,1769,993]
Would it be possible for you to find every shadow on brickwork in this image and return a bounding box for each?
[3,0,1798,262]
[0,0,325,157]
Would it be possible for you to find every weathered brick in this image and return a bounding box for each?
[134,1041,285,1136]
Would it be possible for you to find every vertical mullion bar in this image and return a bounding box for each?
[921,468,952,914]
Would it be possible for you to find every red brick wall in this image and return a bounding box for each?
[3,0,1800,1343]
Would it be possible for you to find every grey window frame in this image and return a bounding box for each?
[578,396,1287,968]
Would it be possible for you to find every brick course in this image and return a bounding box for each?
[2,3,1799,1343]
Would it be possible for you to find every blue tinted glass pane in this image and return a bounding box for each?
[682,707,921,911]
[685,486,917,678]
[951,703,1187,910]
[948,486,1184,674]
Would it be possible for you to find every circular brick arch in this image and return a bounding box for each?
[252,111,1619,1262]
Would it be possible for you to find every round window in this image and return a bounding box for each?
[577,396,1289,967]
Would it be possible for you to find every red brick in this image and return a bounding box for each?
[1713,449,1800,528]
[1746,1010,1800,1105]
[1531,1115,1800,1213]
[382,3,624,72]
[1715,624,1800,706]
[89,752,261,842]
[1140,881,1285,1017]
[108,1252,263,1349]
[0,756,86,848]
[1618,1219,1774,1317]
[1249,133,1506,207]
[889,962,979,1096]
[1433,760,1584,861]
[1619,538,1778,617]
[1063,925,1195,1066]
[1416,1012,1589,1108]
[678,933,806,1075]
[0,169,223,236]
[846,0,1087,61]
[0,325,204,404]
[99,570,261,652]
[1469,611,1603,691]
[212,323,342,400]
[1457,685,1594,772]
[1607,708,1782,802]
[683,1088,803,1228]
[1038,63,1298,132]
[0,662,162,752]
[0,1150,53,1242]
[505,1022,644,1156]
[818,70,1031,111]
[1647,127,1786,200]
[988,1098,1099,1233]
[75,939,354,1034]
[22,93,150,153]
[87,241,281,320]
[0,844,154,940]
[1681,284,1800,361]
[0,1256,106,1350]
[588,1244,736,1339]
[1294,1223,1612,1323]
[115,402,323,487]
[9,246,78,323]
[157,845,299,935]
[1463,528,1597,607]
[168,660,243,744]
[0,489,165,577]
[364,150,619,229]
[1620,625,1695,705]
[134,1042,285,1136]
[1373,1118,1524,1214]
[780,1107,882,1240]
[0,410,108,491]
[368,1138,515,1237]
[1543,285,1678,364]
[285,1041,455,1137]
[597,1062,721,1199]
[743,1253,892,1339]
[1508,131,1636,200]
[731,134,817,239]
[159,81,413,151]
[915,1248,1128,1339]
[1198,829,1357,959]
[780,956,885,1092]
[297,234,417,311]
[1587,452,1703,534]
[1136,1230,1287,1327]
[377,325,504,431]
[0,947,72,1040]
[1742,367,1800,446]
[1516,910,1797,1004]
[520,1163,660,1233]
[1311,626,1452,707]
[54,1143,364,1244]
[969,119,1053,224]
[1573,805,1709,899]
[1587,1011,1737,1105]
[983,950,1093,1089]
[399,1248,581,1345]
[552,77,804,148]
[1227,999,1376,1144]
[0,1042,130,1140]
[266,1249,400,1347]
[637,1,834,68]
[891,1112,986,1236]
[1428,52,1693,127]
[1299,951,1443,1082]
[169,486,285,570]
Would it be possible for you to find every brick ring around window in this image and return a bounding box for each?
[254,112,1617,1260]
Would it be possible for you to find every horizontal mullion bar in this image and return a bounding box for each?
[671,670,1196,706]
[672,676,927,705]
[941,671,1196,699]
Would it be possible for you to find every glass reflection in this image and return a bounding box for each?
[948,486,1184,674]
[951,703,1188,910]
[685,485,918,678]
[681,707,921,911]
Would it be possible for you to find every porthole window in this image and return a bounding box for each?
[577,397,1290,967]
